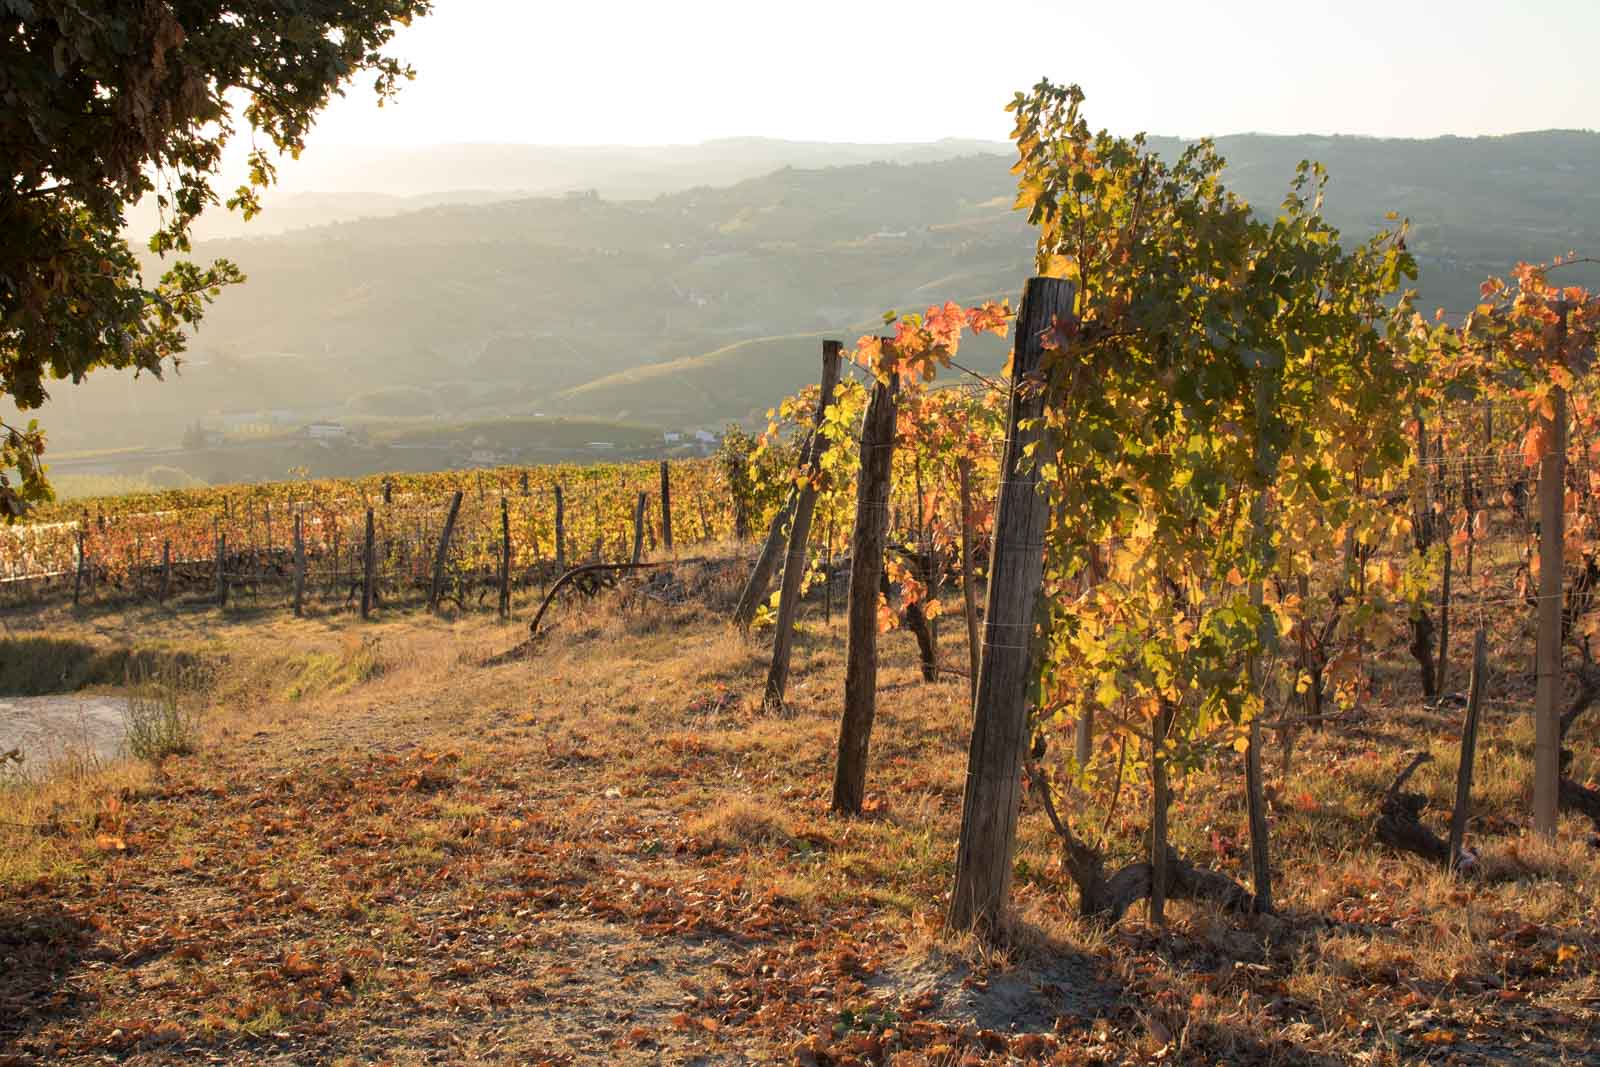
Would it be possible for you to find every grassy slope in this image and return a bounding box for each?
[2,556,1598,1064]
[557,324,1015,426]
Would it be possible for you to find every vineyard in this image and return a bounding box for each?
[5,79,1600,1064]
[3,461,746,614]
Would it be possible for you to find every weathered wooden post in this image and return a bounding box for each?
[957,459,981,707]
[73,527,86,606]
[831,367,899,812]
[499,496,512,619]
[1151,701,1176,925]
[429,490,464,613]
[946,276,1072,934]
[1437,541,1453,695]
[632,490,649,565]
[292,514,306,616]
[764,341,843,711]
[383,478,393,505]
[733,489,799,629]
[659,461,673,553]
[361,507,376,619]
[554,485,567,572]
[160,539,172,605]
[1244,375,1273,915]
[215,521,228,608]
[1448,628,1488,872]
[1534,301,1569,837]
[520,470,530,496]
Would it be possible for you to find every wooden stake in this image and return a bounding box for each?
[215,523,228,608]
[554,485,566,572]
[160,540,171,605]
[831,367,899,810]
[946,277,1073,935]
[659,460,673,553]
[499,496,512,619]
[292,514,305,616]
[361,506,375,619]
[958,459,981,708]
[1245,377,1273,915]
[73,527,85,606]
[1437,539,1453,695]
[1448,628,1488,872]
[429,490,464,613]
[734,488,798,629]
[765,341,843,711]
[632,490,648,565]
[1151,701,1174,925]
[1534,302,1568,837]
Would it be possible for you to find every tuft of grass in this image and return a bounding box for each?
[283,635,385,701]
[685,798,797,852]
[123,659,203,762]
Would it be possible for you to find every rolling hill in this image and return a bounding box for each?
[24,130,1600,456]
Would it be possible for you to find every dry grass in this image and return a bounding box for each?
[1,562,1598,1064]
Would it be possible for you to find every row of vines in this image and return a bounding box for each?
[724,80,1600,934]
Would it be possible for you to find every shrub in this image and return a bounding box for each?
[123,660,202,762]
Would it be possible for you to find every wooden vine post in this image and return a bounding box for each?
[764,340,843,711]
[733,489,798,629]
[292,514,306,616]
[361,506,376,619]
[957,458,981,707]
[946,276,1072,934]
[1534,300,1568,837]
[215,520,227,608]
[160,539,171,605]
[831,365,899,812]
[429,490,464,614]
[72,527,85,606]
[499,496,512,619]
[554,485,567,572]
[1244,375,1273,915]
[632,490,648,565]
[735,350,845,629]
[659,461,673,553]
[1150,701,1176,925]
[1437,541,1453,695]
[1448,628,1488,872]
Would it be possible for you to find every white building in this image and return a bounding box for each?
[305,422,349,442]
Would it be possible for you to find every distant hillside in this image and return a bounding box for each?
[30,130,1600,452]
[556,328,1015,426]
[122,137,1012,241]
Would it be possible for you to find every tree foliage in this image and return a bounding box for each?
[0,0,430,514]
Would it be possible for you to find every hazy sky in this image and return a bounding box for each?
[296,0,1596,150]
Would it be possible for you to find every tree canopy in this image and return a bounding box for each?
[0,0,431,513]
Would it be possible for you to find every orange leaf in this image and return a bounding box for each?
[1523,422,1553,467]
